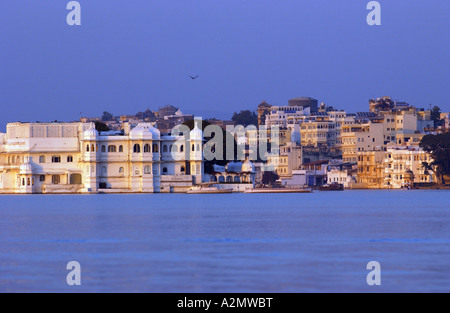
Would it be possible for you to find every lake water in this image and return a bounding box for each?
[0,190,449,293]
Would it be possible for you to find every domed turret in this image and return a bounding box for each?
[20,157,33,174]
[190,121,203,141]
[129,123,160,140]
[83,123,98,140]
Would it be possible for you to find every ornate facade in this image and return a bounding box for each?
[0,122,204,194]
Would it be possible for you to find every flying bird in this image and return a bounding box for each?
[189,75,199,80]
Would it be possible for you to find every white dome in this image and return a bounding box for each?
[242,159,255,173]
[83,123,98,140]
[20,158,33,174]
[190,121,203,140]
[129,123,160,140]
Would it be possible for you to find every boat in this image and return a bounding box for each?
[244,187,312,194]
[187,184,233,194]
[319,183,344,191]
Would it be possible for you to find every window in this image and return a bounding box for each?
[52,156,61,163]
[163,167,168,174]
[133,144,141,153]
[144,144,151,153]
[163,145,168,153]
[52,175,61,184]
[108,145,117,153]
[101,166,107,175]
[192,144,195,152]
[86,145,90,152]
[119,145,123,153]
[180,145,184,152]
[196,144,200,151]
[39,156,46,163]
[153,144,159,153]
[101,145,106,153]
[180,166,185,173]
[40,175,45,182]
[67,156,73,163]
[119,167,124,174]
[144,166,151,174]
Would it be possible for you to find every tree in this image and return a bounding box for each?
[419,132,450,185]
[95,121,110,132]
[232,110,258,127]
[102,111,114,121]
[430,106,443,127]
[182,120,241,174]
[262,171,279,187]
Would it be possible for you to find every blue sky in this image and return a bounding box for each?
[0,0,449,130]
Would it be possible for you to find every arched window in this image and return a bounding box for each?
[67,156,73,163]
[180,145,184,152]
[192,144,195,152]
[153,144,159,153]
[219,176,225,183]
[52,156,61,163]
[119,145,123,153]
[163,167,168,174]
[108,145,117,153]
[163,145,168,153]
[144,144,151,153]
[234,176,240,183]
[119,167,124,174]
[39,156,46,163]
[227,176,233,183]
[101,145,106,153]
[86,145,90,152]
[180,166,185,173]
[144,166,151,174]
[133,144,141,153]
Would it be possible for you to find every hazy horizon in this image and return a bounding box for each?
[1,0,449,131]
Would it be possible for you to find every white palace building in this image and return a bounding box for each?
[0,121,205,194]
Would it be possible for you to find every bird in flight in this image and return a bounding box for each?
[189,75,199,80]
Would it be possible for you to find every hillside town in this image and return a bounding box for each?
[0,96,449,194]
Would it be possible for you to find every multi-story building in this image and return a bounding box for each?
[356,150,385,189]
[267,142,302,178]
[381,108,433,143]
[341,121,384,162]
[327,111,356,153]
[265,105,310,128]
[384,147,435,189]
[300,115,337,148]
[0,122,205,194]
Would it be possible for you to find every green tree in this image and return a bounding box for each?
[419,132,450,185]
[262,171,279,187]
[95,121,110,132]
[232,110,258,127]
[430,106,443,127]
[182,120,241,174]
[102,111,114,121]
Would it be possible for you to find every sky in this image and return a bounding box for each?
[0,0,449,131]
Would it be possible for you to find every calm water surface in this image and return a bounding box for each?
[0,190,449,293]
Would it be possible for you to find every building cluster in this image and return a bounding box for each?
[0,96,448,194]
[258,96,447,189]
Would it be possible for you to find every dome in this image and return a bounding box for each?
[226,161,243,173]
[190,121,203,140]
[20,158,33,174]
[129,123,160,140]
[241,159,255,173]
[83,123,98,140]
